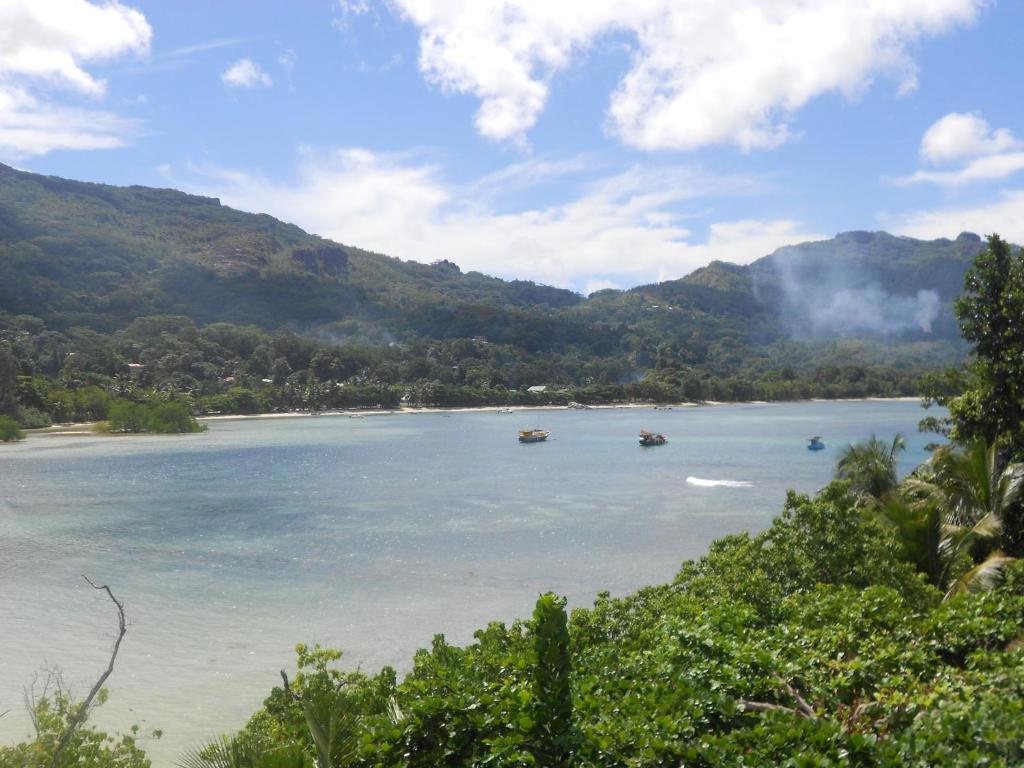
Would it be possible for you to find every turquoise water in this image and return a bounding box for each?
[0,401,935,765]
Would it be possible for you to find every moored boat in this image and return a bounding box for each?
[639,428,668,446]
[807,436,825,451]
[519,428,550,443]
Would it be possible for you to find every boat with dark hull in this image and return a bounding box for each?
[639,429,668,447]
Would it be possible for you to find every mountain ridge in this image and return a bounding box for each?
[0,161,985,337]
[0,162,984,417]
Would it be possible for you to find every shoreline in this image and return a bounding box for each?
[26,396,923,436]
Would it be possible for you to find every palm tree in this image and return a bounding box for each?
[836,433,906,504]
[178,671,362,768]
[878,437,1023,600]
[925,438,1024,527]
[178,735,314,768]
[876,491,944,586]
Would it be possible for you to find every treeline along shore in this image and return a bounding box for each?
[0,316,954,436]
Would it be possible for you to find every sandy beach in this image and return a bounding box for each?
[24,396,922,437]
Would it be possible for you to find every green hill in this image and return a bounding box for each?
[0,163,984,422]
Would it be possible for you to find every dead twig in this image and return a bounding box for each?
[737,700,804,717]
[280,670,296,700]
[48,576,127,768]
[738,676,817,720]
[778,676,816,719]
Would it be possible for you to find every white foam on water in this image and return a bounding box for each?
[686,477,753,488]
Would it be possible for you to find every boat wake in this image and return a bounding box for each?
[686,477,753,488]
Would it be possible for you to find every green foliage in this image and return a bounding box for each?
[922,233,1024,444]
[675,482,938,623]
[949,234,1024,449]
[876,491,944,586]
[7,464,1019,767]
[99,399,204,434]
[529,593,574,767]
[179,735,313,768]
[0,163,979,429]
[835,433,906,504]
[0,413,23,441]
[920,233,1024,555]
[222,481,1024,767]
[0,691,152,768]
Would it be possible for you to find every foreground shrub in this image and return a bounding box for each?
[0,414,24,441]
[0,691,152,768]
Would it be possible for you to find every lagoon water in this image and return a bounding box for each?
[1,401,935,765]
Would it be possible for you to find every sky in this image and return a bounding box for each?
[3,0,1024,294]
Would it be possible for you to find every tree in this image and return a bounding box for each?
[529,593,574,768]
[0,347,19,417]
[926,437,1024,528]
[879,437,1024,599]
[924,234,1024,453]
[835,434,906,504]
[0,578,150,768]
[179,735,312,768]
[876,491,944,587]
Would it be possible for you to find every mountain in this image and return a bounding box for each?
[0,163,986,416]
[0,163,984,344]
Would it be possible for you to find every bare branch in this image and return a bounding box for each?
[280,670,295,699]
[24,668,65,736]
[738,699,804,716]
[738,676,817,721]
[48,576,127,768]
[777,676,816,719]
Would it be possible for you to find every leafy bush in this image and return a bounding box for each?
[0,691,152,768]
[0,414,23,441]
[219,483,1024,768]
[99,399,204,434]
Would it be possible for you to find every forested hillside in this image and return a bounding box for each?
[0,163,983,426]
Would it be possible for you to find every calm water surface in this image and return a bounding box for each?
[0,401,935,765]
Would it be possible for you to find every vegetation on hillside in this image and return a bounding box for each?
[0,164,978,427]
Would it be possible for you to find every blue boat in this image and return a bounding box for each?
[807,436,825,451]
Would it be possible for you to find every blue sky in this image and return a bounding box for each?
[3,0,1024,292]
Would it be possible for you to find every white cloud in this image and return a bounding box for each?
[920,111,1017,164]
[169,148,823,290]
[222,58,273,89]
[334,0,374,30]
[891,112,1024,187]
[0,83,137,155]
[887,189,1024,244]
[389,0,985,150]
[338,0,371,16]
[0,0,150,157]
[894,152,1024,187]
[0,0,151,95]
[169,38,247,57]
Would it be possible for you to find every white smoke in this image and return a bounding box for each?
[809,287,941,335]
[759,243,944,337]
